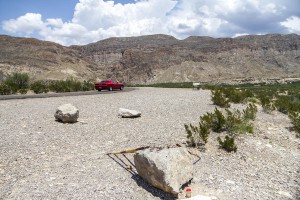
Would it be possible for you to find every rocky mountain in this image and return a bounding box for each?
[1,34,299,84]
[0,35,98,81]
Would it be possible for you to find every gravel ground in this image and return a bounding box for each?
[0,87,299,200]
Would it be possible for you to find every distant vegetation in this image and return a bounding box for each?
[128,82,194,88]
[0,73,95,95]
[182,80,300,151]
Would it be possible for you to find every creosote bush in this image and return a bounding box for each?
[1,72,30,94]
[211,89,230,108]
[288,112,300,137]
[19,88,28,94]
[82,80,95,91]
[259,95,276,113]
[184,122,210,148]
[185,104,257,152]
[48,77,95,93]
[30,81,49,94]
[243,103,258,121]
[200,107,227,133]
[217,135,237,152]
[0,83,12,95]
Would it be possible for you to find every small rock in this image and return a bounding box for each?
[118,108,141,118]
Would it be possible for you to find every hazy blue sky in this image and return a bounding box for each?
[0,0,299,46]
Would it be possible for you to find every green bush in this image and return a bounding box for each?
[243,103,258,121]
[225,108,243,134]
[30,81,49,94]
[0,83,12,95]
[82,80,95,91]
[259,95,275,113]
[65,77,82,92]
[184,121,210,148]
[49,80,68,93]
[200,107,227,133]
[289,112,300,137]
[217,135,237,152]
[211,89,230,108]
[222,88,253,104]
[4,72,29,92]
[275,95,300,114]
[225,106,255,135]
[48,77,88,93]
[19,88,28,94]
[212,107,227,132]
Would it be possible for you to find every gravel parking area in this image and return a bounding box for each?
[0,87,299,199]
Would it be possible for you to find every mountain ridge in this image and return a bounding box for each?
[0,33,299,84]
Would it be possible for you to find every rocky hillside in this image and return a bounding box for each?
[0,35,98,81]
[1,34,300,84]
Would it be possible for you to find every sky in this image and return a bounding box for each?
[0,0,299,46]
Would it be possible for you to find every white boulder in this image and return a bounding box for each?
[54,103,79,123]
[118,108,141,118]
[134,147,193,195]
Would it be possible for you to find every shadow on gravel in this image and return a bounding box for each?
[107,154,176,200]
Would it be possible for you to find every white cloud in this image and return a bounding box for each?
[46,18,64,28]
[2,13,45,34]
[281,16,300,33]
[1,0,299,45]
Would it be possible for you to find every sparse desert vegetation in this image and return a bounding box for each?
[0,73,95,95]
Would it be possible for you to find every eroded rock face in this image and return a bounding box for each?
[54,104,79,123]
[134,147,193,195]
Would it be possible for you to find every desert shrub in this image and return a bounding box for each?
[217,135,237,152]
[0,83,12,95]
[222,88,253,103]
[259,95,275,113]
[49,80,69,93]
[19,88,28,94]
[289,112,300,137]
[225,108,243,134]
[185,106,256,152]
[65,77,82,92]
[30,81,49,94]
[49,77,89,93]
[184,121,210,148]
[211,107,227,132]
[82,80,94,91]
[4,72,29,92]
[225,105,256,136]
[246,97,260,104]
[201,107,227,133]
[275,95,300,114]
[211,89,230,108]
[243,103,258,121]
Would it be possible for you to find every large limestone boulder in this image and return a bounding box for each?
[54,104,79,123]
[134,147,193,195]
[118,108,141,118]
